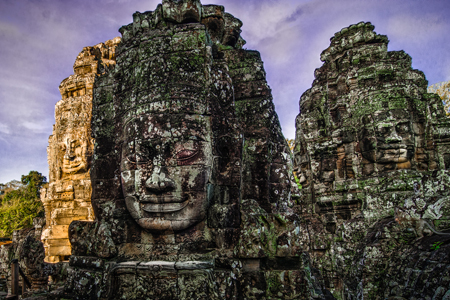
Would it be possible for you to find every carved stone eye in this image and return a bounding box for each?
[176,149,199,165]
[396,123,410,134]
[126,154,136,164]
[137,141,157,164]
[125,140,157,165]
[378,126,390,135]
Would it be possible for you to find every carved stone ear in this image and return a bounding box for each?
[222,13,242,47]
[125,196,143,220]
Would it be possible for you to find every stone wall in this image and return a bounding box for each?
[0,218,70,299]
[0,228,33,294]
[294,22,450,299]
[40,37,120,262]
[0,219,45,295]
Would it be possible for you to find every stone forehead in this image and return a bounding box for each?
[56,97,91,112]
[122,113,211,140]
[373,110,411,120]
[56,130,90,140]
[119,100,208,122]
[123,112,209,126]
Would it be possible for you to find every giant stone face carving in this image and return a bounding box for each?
[61,135,89,175]
[120,114,212,231]
[70,0,295,259]
[294,22,450,217]
[294,22,450,298]
[66,2,309,299]
[359,110,416,169]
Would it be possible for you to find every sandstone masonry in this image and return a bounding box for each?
[40,37,120,263]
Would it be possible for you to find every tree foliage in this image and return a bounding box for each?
[428,81,450,117]
[0,171,47,238]
[21,170,47,198]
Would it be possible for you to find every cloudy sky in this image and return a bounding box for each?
[0,0,449,183]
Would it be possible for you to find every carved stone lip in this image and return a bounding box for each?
[62,160,85,172]
[378,148,408,153]
[140,194,186,204]
[377,144,409,150]
[377,148,409,163]
[142,200,189,213]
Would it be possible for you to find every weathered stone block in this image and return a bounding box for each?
[162,0,202,24]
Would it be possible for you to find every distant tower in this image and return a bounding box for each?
[40,37,120,262]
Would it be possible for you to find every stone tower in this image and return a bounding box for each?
[62,1,326,299]
[294,22,450,298]
[40,37,120,262]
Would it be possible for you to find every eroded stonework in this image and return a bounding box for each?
[0,218,69,297]
[294,22,450,299]
[40,37,120,263]
[62,1,324,299]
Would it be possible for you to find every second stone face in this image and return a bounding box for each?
[40,37,120,262]
[294,21,450,299]
[295,21,450,214]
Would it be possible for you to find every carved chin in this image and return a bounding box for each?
[125,196,204,232]
[137,218,200,232]
[62,160,86,174]
[377,148,409,163]
[137,218,172,231]
[362,148,410,164]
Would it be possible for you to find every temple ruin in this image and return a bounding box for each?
[40,37,120,262]
[294,22,450,299]
[62,1,322,298]
[1,2,450,300]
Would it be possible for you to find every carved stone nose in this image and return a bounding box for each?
[145,166,175,193]
[64,139,76,160]
[385,128,402,143]
[64,146,75,160]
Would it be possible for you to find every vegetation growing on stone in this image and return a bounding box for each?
[0,171,46,238]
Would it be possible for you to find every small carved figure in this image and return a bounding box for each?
[61,136,89,175]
